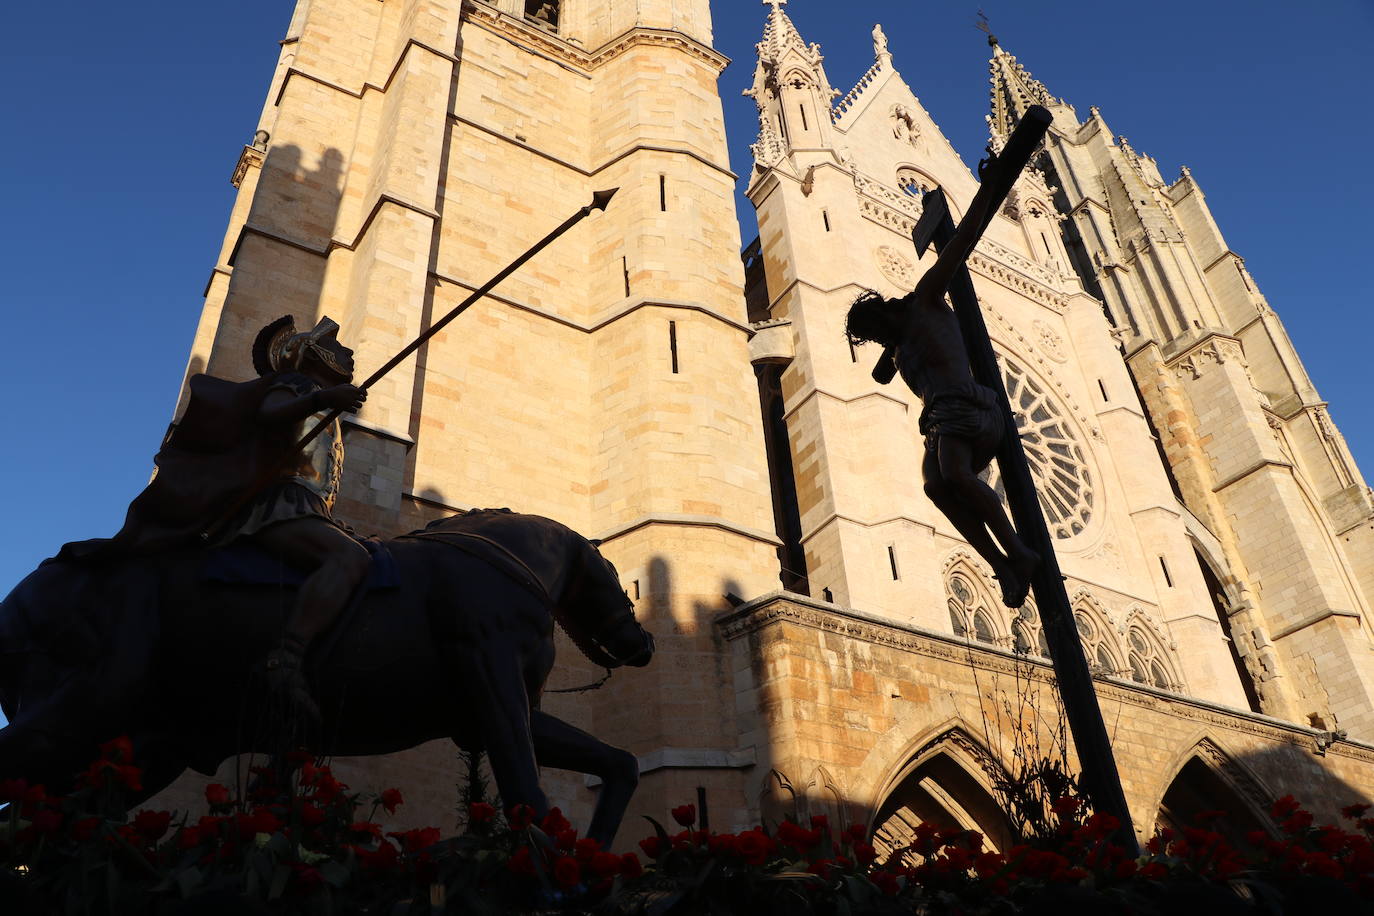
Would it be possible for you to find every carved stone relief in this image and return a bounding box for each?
[875,245,916,291]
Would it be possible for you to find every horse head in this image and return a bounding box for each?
[556,542,654,670]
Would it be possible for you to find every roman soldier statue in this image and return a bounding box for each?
[108,315,370,723]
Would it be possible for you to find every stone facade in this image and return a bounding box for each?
[155,0,1374,849]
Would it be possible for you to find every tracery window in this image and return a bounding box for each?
[896,167,935,199]
[980,354,1095,539]
[1125,623,1180,691]
[1072,608,1122,678]
[1011,602,1049,657]
[947,569,1005,648]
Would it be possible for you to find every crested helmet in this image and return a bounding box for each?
[252,315,344,377]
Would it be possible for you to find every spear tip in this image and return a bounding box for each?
[590,188,619,212]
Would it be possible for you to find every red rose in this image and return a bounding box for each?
[356,839,400,871]
[468,802,495,824]
[806,858,834,879]
[380,788,404,814]
[508,804,535,829]
[735,829,775,866]
[133,809,173,843]
[809,814,829,831]
[620,852,643,879]
[1050,796,1082,817]
[1342,803,1371,820]
[291,864,324,889]
[351,821,384,842]
[71,817,102,843]
[508,846,536,875]
[177,826,203,850]
[709,833,738,856]
[99,735,134,763]
[1272,795,1301,818]
[591,850,623,879]
[556,828,579,851]
[853,841,878,866]
[575,837,601,862]
[299,803,326,827]
[638,835,664,859]
[553,855,582,890]
[241,809,282,838]
[205,783,232,808]
[842,823,867,843]
[542,807,572,836]
[671,804,696,827]
[1139,862,1169,879]
[32,809,63,835]
[311,773,347,803]
[0,779,28,803]
[870,870,900,896]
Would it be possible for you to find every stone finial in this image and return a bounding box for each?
[763,0,787,10]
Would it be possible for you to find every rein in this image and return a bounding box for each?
[545,667,614,694]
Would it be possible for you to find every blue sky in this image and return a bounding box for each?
[0,1,1370,605]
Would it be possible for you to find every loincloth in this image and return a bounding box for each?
[918,382,1003,450]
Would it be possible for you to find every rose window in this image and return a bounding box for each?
[980,356,1095,539]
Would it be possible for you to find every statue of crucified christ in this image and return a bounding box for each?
[845,190,1039,608]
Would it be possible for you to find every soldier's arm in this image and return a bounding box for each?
[259,385,366,425]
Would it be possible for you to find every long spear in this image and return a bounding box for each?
[202,187,618,539]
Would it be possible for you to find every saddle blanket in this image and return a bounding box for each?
[200,537,400,590]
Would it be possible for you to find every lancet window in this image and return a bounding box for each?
[524,0,559,30]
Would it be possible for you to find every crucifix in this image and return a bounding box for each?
[847,105,1139,853]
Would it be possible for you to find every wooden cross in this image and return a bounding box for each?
[877,106,1140,853]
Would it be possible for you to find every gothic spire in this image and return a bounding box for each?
[986,38,1059,144]
[745,0,838,170]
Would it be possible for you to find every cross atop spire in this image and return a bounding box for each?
[763,0,787,10]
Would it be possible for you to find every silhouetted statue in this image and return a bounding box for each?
[0,509,654,845]
[102,316,370,725]
[845,195,1039,608]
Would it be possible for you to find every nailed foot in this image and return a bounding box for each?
[995,550,1040,609]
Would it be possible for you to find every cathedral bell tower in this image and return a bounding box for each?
[181,0,781,841]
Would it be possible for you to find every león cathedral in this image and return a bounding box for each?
[155,0,1374,850]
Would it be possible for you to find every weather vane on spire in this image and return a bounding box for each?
[976,9,998,46]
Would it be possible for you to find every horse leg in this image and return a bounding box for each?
[530,709,639,848]
[465,649,548,821]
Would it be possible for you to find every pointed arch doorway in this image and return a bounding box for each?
[870,737,1017,862]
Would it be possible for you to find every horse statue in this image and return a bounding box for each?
[0,509,655,846]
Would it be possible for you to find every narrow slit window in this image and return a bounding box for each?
[632,580,640,600]
[622,256,631,297]
[822,210,831,232]
[659,175,667,212]
[1159,556,1174,588]
[669,320,679,374]
[799,104,808,131]
[1041,233,1053,257]
[887,545,900,580]
[1097,379,1109,401]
